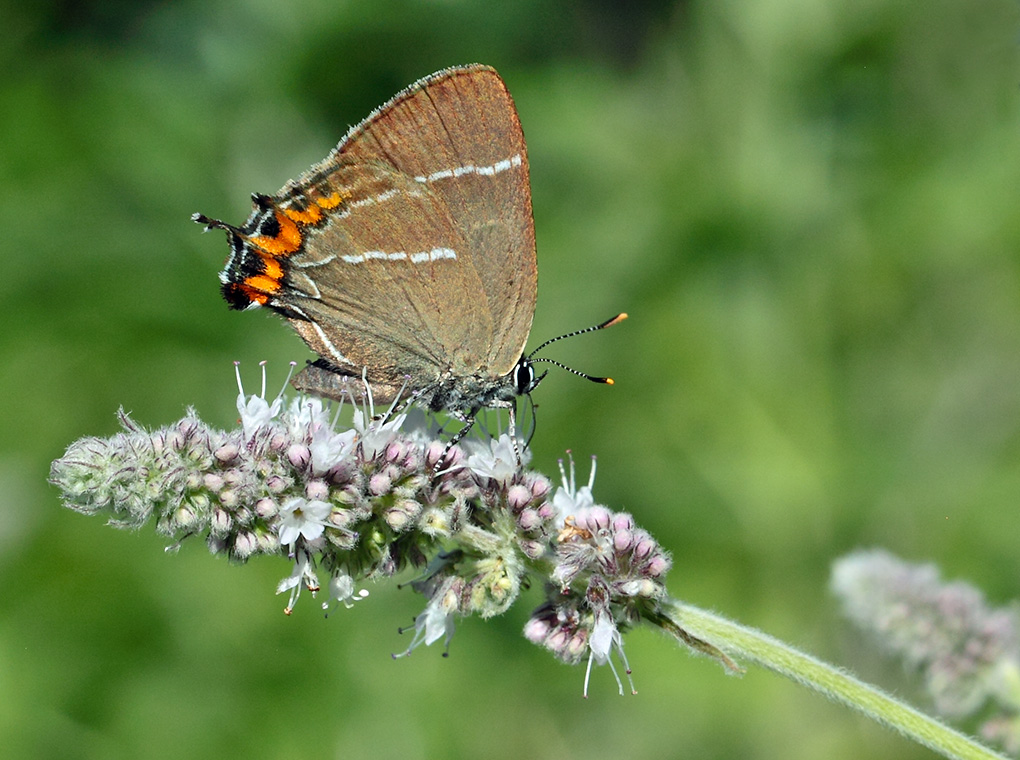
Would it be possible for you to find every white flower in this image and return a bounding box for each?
[465,433,519,484]
[309,424,356,474]
[589,611,620,664]
[285,396,330,439]
[235,361,283,438]
[393,595,457,658]
[276,550,320,614]
[393,578,460,658]
[278,497,331,547]
[583,610,636,697]
[322,572,370,613]
[551,453,597,527]
[418,599,455,647]
[352,407,407,459]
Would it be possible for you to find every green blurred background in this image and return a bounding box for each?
[3,0,1019,757]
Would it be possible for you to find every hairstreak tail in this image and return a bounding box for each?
[193,64,624,462]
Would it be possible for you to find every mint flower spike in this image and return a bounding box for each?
[48,364,1014,757]
[49,363,734,692]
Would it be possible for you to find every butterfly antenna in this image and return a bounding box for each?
[192,212,244,236]
[529,357,613,385]
[527,313,628,358]
[526,313,627,385]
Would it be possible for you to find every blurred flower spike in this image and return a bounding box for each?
[832,549,1020,754]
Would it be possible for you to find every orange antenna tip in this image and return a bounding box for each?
[598,313,628,329]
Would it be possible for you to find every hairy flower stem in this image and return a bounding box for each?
[665,601,1007,760]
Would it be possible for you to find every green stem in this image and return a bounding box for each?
[659,600,1007,760]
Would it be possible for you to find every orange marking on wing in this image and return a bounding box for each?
[283,204,323,225]
[260,255,284,281]
[237,284,270,306]
[315,191,347,210]
[252,211,303,255]
[244,274,282,295]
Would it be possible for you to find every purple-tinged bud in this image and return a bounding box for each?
[255,531,279,554]
[369,473,392,496]
[288,444,311,469]
[165,429,185,451]
[219,489,239,509]
[203,473,224,492]
[524,616,553,644]
[305,479,329,501]
[232,530,258,559]
[384,507,410,530]
[632,535,655,560]
[612,513,634,531]
[566,630,589,660]
[326,461,355,485]
[529,475,551,501]
[233,506,253,525]
[518,539,545,560]
[547,628,570,653]
[177,418,199,439]
[517,508,542,531]
[507,484,531,511]
[424,440,447,470]
[265,475,289,494]
[577,506,610,533]
[211,506,231,534]
[255,498,278,519]
[385,439,407,463]
[173,504,199,531]
[383,499,421,531]
[613,529,634,554]
[214,443,239,463]
[400,447,423,471]
[645,554,670,577]
[328,508,352,527]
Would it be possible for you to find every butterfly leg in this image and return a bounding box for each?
[433,410,480,476]
[506,401,523,466]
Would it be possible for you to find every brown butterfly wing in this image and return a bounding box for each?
[281,158,489,385]
[328,64,537,377]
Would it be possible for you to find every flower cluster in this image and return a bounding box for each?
[520,457,672,695]
[50,363,698,694]
[832,549,1020,754]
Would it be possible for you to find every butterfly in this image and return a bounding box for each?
[194,64,623,456]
